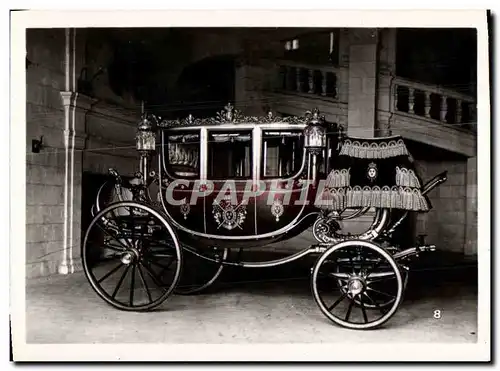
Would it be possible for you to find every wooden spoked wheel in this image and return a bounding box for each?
[311,240,404,330]
[82,201,183,311]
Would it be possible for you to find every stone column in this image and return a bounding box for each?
[346,28,379,137]
[337,29,351,104]
[376,28,397,137]
[58,92,94,274]
[464,156,477,256]
[57,27,93,274]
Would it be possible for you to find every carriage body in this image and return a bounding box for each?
[156,112,323,249]
[83,104,449,330]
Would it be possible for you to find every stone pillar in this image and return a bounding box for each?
[346,28,379,137]
[59,92,94,274]
[57,27,93,274]
[337,29,350,104]
[464,156,477,256]
[376,28,397,137]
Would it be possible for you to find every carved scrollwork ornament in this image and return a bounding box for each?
[312,217,342,244]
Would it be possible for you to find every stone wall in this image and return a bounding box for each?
[26,29,67,278]
[414,159,469,253]
[464,156,478,256]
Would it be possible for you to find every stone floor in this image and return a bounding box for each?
[25,251,478,344]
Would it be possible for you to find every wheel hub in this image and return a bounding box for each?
[120,248,139,265]
[347,277,365,296]
[120,252,134,265]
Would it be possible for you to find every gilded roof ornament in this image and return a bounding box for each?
[158,102,311,128]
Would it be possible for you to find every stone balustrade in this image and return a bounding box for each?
[393,77,477,133]
[273,62,476,136]
[275,60,347,102]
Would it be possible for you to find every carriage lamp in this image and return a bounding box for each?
[303,108,327,185]
[136,114,157,153]
[136,114,157,186]
[304,108,327,152]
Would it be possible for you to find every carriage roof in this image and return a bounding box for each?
[157,104,313,132]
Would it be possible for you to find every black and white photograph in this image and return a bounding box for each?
[9,8,491,362]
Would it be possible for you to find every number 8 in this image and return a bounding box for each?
[433,310,441,319]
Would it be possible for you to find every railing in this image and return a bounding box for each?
[275,60,346,102]
[267,62,476,134]
[392,77,477,133]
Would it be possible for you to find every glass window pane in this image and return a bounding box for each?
[207,131,252,179]
[165,132,200,178]
[262,130,304,178]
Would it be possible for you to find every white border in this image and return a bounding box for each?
[10,9,491,362]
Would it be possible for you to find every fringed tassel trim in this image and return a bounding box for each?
[395,166,421,188]
[339,139,409,159]
[319,186,430,211]
[317,188,346,210]
[325,168,351,187]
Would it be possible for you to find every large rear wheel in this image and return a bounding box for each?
[82,201,182,311]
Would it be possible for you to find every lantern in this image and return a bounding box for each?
[135,114,157,188]
[303,108,327,186]
[136,115,157,153]
[303,108,327,154]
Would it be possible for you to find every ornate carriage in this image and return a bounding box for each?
[83,104,448,330]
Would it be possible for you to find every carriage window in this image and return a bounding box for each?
[165,132,200,178]
[208,131,252,179]
[262,130,304,178]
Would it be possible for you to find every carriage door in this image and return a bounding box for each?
[204,130,256,236]
[255,130,307,235]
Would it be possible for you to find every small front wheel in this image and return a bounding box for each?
[82,201,183,311]
[311,240,404,330]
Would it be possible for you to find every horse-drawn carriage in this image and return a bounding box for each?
[82,104,448,330]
